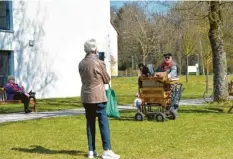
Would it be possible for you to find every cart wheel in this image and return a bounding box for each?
[135,112,144,121]
[154,113,165,122]
[169,110,177,120]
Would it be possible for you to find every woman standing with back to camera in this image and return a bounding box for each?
[79,39,120,159]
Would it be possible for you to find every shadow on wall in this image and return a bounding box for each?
[12,1,57,98]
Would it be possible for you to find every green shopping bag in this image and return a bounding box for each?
[105,86,120,118]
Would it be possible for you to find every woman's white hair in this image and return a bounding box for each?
[84,39,97,53]
[8,75,15,81]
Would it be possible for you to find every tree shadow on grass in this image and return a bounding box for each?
[117,108,225,120]
[108,110,137,121]
[11,145,86,157]
[178,108,224,114]
[114,116,135,121]
[110,107,227,122]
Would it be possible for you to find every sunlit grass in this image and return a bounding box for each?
[1,76,233,158]
[0,97,82,114]
[1,75,233,112]
[1,105,233,159]
[111,75,233,105]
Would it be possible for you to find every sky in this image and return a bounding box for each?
[110,1,176,13]
[110,1,126,8]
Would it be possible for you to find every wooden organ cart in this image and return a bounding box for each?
[134,72,183,122]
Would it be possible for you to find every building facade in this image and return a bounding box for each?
[0,0,118,98]
[110,23,118,77]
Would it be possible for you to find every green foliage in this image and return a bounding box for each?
[111,1,233,74]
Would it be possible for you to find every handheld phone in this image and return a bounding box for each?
[99,52,105,61]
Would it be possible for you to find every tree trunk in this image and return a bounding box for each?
[208,1,228,101]
[143,55,146,65]
[179,57,182,76]
[186,55,189,82]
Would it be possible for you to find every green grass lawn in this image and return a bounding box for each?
[0,97,82,114]
[111,75,210,99]
[1,105,233,159]
[111,75,233,105]
[1,76,233,158]
[1,75,233,113]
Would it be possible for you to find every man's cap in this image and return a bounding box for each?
[138,63,144,68]
[163,53,172,57]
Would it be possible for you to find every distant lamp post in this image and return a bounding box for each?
[196,54,200,75]
[132,55,134,70]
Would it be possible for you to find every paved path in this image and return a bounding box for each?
[179,98,205,105]
[0,99,205,123]
[0,106,136,123]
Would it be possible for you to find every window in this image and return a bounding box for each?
[0,51,10,87]
[0,1,11,30]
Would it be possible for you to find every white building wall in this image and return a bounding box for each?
[109,24,118,76]
[4,0,113,98]
[0,32,13,51]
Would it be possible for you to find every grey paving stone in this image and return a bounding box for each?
[0,99,206,123]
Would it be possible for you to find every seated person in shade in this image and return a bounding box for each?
[138,63,151,88]
[155,53,178,80]
[4,75,34,113]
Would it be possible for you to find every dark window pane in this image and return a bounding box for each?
[0,52,9,87]
[0,1,10,30]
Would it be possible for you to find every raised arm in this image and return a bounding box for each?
[96,61,110,84]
